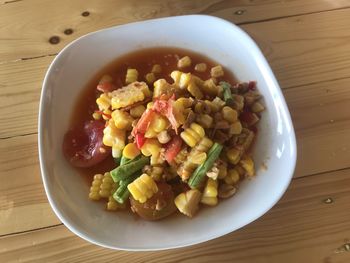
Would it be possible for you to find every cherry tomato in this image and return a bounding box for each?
[62,120,110,167]
[130,183,177,220]
[164,135,182,163]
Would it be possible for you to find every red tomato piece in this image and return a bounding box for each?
[164,135,182,163]
[62,120,110,167]
[135,133,146,149]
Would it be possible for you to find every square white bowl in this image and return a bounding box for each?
[39,15,296,251]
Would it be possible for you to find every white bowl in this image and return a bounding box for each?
[39,15,296,251]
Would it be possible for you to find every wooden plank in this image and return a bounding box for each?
[241,8,350,89]
[1,76,350,235]
[1,169,350,263]
[0,0,349,61]
[0,56,54,138]
[0,134,60,236]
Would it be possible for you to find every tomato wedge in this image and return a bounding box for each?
[164,135,182,163]
[62,120,110,167]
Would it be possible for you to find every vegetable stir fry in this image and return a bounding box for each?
[63,49,265,220]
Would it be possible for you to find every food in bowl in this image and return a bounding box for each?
[62,47,265,220]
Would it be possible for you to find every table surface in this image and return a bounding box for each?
[1,1,350,262]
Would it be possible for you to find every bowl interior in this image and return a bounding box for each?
[39,15,296,250]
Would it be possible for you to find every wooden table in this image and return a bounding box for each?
[1,1,350,262]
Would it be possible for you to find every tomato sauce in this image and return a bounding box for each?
[67,47,236,183]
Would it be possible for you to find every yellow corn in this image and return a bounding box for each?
[125,68,138,84]
[201,78,219,96]
[144,128,158,138]
[224,169,240,185]
[130,105,146,118]
[150,152,165,166]
[151,64,162,74]
[240,155,255,177]
[106,196,126,211]
[210,65,224,78]
[177,56,192,68]
[251,101,265,113]
[187,81,203,99]
[170,71,191,89]
[110,82,149,109]
[128,174,158,203]
[141,138,161,156]
[145,72,156,84]
[226,147,241,165]
[111,110,133,130]
[189,152,207,165]
[201,178,218,206]
[176,97,194,108]
[144,165,164,182]
[103,119,126,158]
[175,189,201,217]
[196,114,213,129]
[102,109,112,120]
[180,122,205,147]
[229,121,242,135]
[92,112,101,120]
[222,106,238,123]
[123,143,140,160]
[96,93,111,111]
[150,114,168,133]
[194,63,207,72]
[147,101,154,109]
[99,172,115,198]
[217,161,228,179]
[153,79,173,98]
[89,174,104,200]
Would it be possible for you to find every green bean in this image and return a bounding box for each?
[110,155,149,182]
[220,81,233,106]
[120,156,130,165]
[113,173,140,204]
[188,143,223,188]
[114,157,121,165]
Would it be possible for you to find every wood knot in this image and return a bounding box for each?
[64,28,73,35]
[323,197,333,204]
[49,36,60,45]
[234,10,245,15]
[82,11,90,17]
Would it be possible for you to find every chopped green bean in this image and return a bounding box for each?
[113,173,140,204]
[120,156,130,165]
[220,81,233,106]
[110,155,149,182]
[188,143,223,188]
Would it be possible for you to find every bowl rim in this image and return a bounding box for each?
[38,14,297,251]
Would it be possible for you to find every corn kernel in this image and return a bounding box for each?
[141,139,161,156]
[189,152,207,165]
[177,56,191,68]
[150,115,168,133]
[230,121,242,135]
[210,65,224,78]
[151,64,162,74]
[196,114,213,129]
[194,63,207,72]
[251,101,265,113]
[123,143,140,160]
[222,106,238,123]
[92,112,101,120]
[125,68,138,84]
[130,105,146,118]
[111,110,133,130]
[145,72,156,84]
[240,155,255,177]
[187,81,203,99]
[128,174,158,203]
[225,169,240,185]
[96,93,111,111]
[226,148,241,164]
[201,178,218,206]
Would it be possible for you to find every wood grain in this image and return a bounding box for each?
[0,134,60,236]
[1,168,350,263]
[1,76,350,236]
[0,0,349,61]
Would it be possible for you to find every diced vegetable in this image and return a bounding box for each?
[110,156,149,182]
[164,135,182,163]
[220,81,233,106]
[188,143,223,188]
[113,173,140,204]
